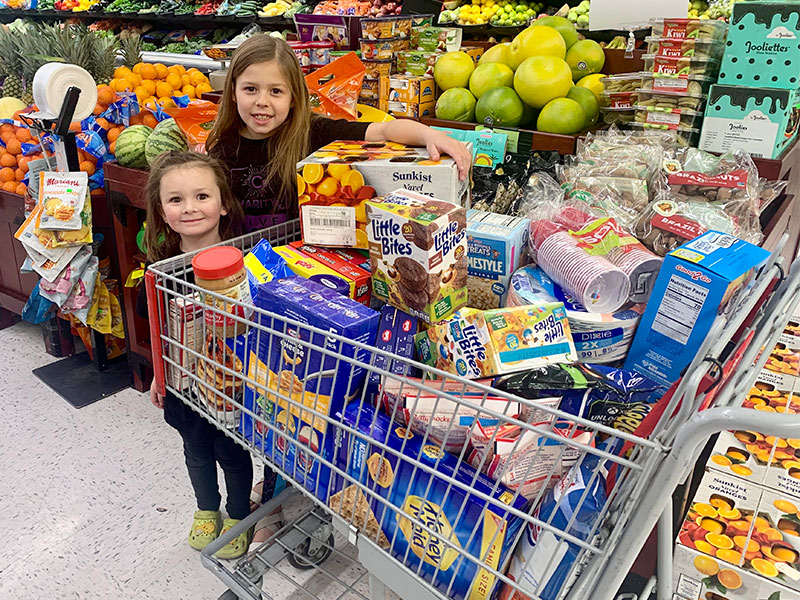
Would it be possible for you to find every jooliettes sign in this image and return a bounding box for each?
[589,0,687,30]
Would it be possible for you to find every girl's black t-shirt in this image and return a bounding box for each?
[209,115,371,233]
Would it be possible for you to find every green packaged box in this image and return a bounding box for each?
[719,2,800,89]
[410,25,462,52]
[396,50,440,77]
[700,84,800,159]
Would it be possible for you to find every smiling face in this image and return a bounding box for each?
[159,165,227,251]
[234,60,293,140]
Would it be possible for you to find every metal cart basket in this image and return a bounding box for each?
[145,221,800,600]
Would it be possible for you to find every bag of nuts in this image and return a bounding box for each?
[635,153,763,256]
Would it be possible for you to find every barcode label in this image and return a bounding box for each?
[302,205,357,246]
[310,218,352,228]
[686,232,736,254]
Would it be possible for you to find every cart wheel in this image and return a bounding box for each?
[218,589,261,600]
[287,533,335,570]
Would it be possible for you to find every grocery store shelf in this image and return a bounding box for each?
[141,50,223,69]
[0,8,290,29]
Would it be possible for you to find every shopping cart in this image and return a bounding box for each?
[145,221,800,600]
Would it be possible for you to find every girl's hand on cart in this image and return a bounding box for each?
[150,378,164,409]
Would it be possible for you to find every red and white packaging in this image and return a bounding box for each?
[468,419,592,502]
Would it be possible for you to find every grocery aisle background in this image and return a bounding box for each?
[0,320,367,599]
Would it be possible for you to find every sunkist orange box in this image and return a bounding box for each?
[296,140,469,249]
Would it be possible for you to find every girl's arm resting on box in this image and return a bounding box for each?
[365,120,471,181]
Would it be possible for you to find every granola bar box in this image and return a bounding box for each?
[365,189,468,324]
[467,209,530,309]
[331,401,528,600]
[297,141,469,250]
[241,276,379,501]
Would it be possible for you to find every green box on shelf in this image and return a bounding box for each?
[718,1,800,89]
[699,84,800,159]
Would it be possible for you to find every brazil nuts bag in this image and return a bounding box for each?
[635,150,762,256]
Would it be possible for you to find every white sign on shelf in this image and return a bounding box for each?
[589,0,687,31]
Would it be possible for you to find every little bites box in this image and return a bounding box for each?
[366,189,468,324]
[625,231,770,387]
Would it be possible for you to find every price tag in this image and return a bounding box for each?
[589,0,687,31]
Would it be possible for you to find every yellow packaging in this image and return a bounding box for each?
[387,100,435,118]
[273,245,360,302]
[388,76,436,103]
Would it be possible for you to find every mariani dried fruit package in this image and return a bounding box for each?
[35,171,89,231]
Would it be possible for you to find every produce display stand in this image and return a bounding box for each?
[103,162,150,391]
[144,218,800,600]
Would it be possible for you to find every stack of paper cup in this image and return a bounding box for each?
[536,231,631,314]
[507,266,642,364]
[606,244,663,304]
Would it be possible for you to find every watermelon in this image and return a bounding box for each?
[145,118,188,166]
[115,125,153,168]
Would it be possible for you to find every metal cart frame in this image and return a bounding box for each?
[145,221,800,600]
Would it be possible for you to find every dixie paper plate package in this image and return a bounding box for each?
[625,232,769,387]
[330,402,528,600]
[241,276,379,500]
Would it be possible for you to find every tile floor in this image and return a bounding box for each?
[0,321,369,600]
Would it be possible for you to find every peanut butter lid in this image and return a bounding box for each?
[192,246,244,280]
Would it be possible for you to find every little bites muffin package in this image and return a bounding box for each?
[416,305,577,379]
[366,189,468,324]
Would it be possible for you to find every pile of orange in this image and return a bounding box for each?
[0,123,45,196]
[107,63,213,112]
[92,110,159,155]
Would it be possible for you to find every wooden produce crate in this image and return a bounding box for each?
[0,190,38,319]
[104,162,151,392]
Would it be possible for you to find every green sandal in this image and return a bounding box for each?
[215,518,252,560]
[188,510,222,551]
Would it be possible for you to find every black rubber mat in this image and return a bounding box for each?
[33,352,131,408]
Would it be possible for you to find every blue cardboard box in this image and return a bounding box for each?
[624,232,770,387]
[365,305,419,400]
[241,276,379,500]
[331,402,528,600]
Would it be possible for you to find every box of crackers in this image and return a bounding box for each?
[366,189,468,324]
[240,276,379,500]
[329,401,528,600]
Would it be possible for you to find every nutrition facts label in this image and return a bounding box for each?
[652,275,709,345]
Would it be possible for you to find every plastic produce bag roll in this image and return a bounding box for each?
[536,231,631,315]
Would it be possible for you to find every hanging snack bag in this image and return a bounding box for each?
[499,450,609,600]
[36,171,89,231]
[61,256,99,324]
[39,245,93,308]
[305,52,365,120]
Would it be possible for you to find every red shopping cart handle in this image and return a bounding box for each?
[145,270,167,398]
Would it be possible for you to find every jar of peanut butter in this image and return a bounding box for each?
[192,246,252,338]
